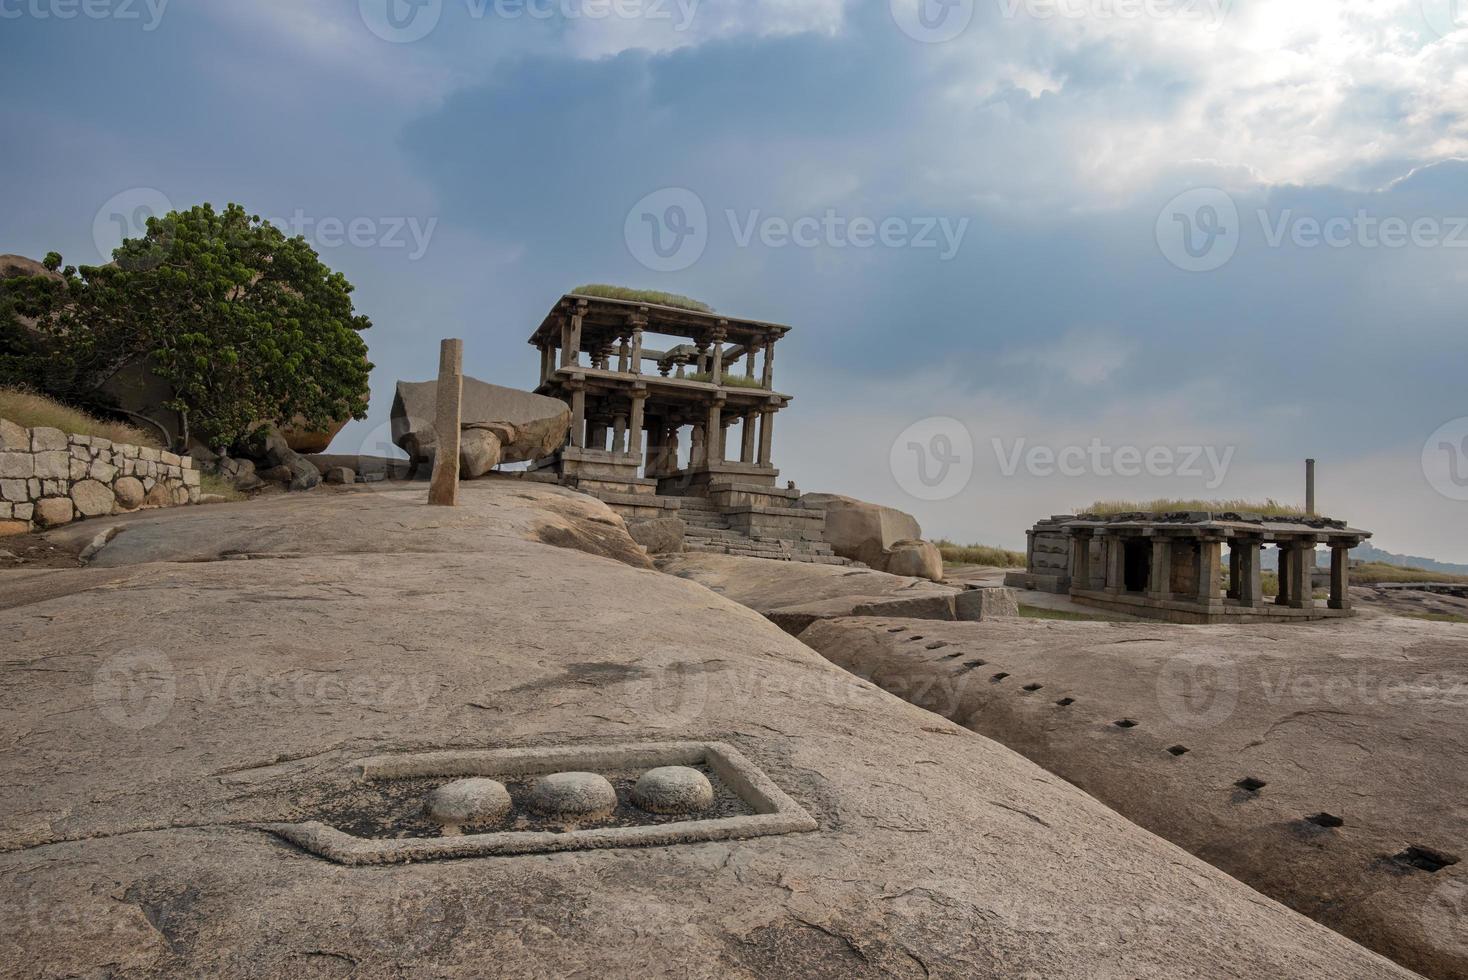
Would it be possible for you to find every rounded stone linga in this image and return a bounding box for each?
[527,772,618,819]
[425,778,512,828]
[631,766,714,815]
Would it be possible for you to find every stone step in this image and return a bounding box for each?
[684,528,743,540]
[680,512,731,523]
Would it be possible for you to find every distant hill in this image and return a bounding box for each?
[1350,544,1468,576]
[1239,544,1468,574]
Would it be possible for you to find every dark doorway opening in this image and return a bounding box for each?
[1123,539,1151,593]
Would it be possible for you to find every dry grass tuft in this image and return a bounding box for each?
[570,284,713,313]
[1080,498,1305,517]
[199,473,247,503]
[0,387,160,447]
[934,540,1027,567]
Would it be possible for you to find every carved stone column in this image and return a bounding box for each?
[1148,537,1171,599]
[710,322,728,386]
[706,398,724,465]
[757,408,775,467]
[1195,537,1224,609]
[1290,537,1317,610]
[568,381,586,450]
[1071,530,1095,591]
[741,410,758,463]
[612,413,628,454]
[1329,541,1352,611]
[1105,534,1125,595]
[628,391,646,461]
[1237,539,1263,607]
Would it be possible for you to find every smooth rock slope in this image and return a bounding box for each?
[0,483,1418,977]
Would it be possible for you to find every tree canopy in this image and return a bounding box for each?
[0,203,372,450]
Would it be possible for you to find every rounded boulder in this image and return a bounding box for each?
[34,496,74,527]
[632,766,714,815]
[527,772,617,819]
[114,476,145,510]
[70,480,117,519]
[425,778,512,827]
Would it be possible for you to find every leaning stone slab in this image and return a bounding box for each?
[850,593,958,621]
[392,376,571,476]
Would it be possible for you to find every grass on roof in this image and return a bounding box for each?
[0,387,160,448]
[685,371,766,389]
[1079,498,1305,517]
[571,284,713,313]
[933,540,1027,567]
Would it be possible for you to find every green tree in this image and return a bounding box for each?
[1,203,373,450]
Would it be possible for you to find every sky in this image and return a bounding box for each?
[2,0,1467,559]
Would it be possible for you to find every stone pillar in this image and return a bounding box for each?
[1237,539,1263,608]
[539,344,554,384]
[562,307,584,368]
[588,420,607,451]
[1148,537,1171,599]
[662,426,681,474]
[741,411,758,463]
[617,337,630,373]
[1196,538,1223,607]
[1071,531,1095,591]
[762,337,776,389]
[1105,535,1125,595]
[710,323,727,386]
[705,401,723,465]
[1275,545,1292,606]
[569,384,586,450]
[428,338,463,507]
[628,393,646,462]
[1227,541,1241,600]
[1329,543,1352,610]
[1290,539,1316,610]
[612,413,628,454]
[746,343,759,380]
[630,319,645,376]
[691,425,705,467]
[757,409,775,467]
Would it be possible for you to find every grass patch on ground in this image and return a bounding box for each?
[199,473,246,503]
[934,540,1026,567]
[1401,612,1468,624]
[570,284,713,313]
[1079,498,1304,517]
[1352,562,1468,585]
[0,387,160,447]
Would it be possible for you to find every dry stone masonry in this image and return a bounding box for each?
[0,420,199,535]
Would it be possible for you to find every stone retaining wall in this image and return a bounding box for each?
[0,419,199,535]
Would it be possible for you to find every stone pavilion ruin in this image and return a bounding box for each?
[521,292,841,562]
[526,292,789,496]
[1009,511,1372,624]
